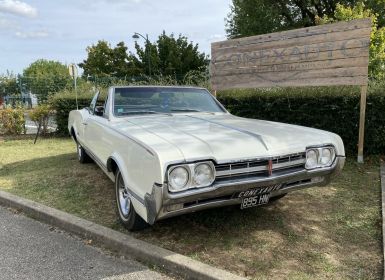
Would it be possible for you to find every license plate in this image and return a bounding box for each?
[241,193,270,209]
[236,184,281,210]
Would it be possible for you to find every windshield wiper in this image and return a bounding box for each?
[171,108,201,112]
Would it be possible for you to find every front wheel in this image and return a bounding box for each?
[115,169,148,231]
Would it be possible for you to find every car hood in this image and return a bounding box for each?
[111,113,344,164]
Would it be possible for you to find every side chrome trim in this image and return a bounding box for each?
[127,189,145,205]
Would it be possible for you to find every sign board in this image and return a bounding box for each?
[211,18,371,90]
[68,63,78,78]
[210,18,371,163]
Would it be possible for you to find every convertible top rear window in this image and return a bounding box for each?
[113,87,224,116]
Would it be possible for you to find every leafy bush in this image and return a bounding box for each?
[0,107,25,135]
[50,83,106,135]
[29,104,55,135]
[217,84,385,155]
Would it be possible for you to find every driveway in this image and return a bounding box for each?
[0,206,171,280]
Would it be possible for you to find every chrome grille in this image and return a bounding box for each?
[215,153,306,180]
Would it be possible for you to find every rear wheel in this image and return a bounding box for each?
[76,142,92,163]
[115,169,148,231]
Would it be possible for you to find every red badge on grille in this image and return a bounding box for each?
[268,160,273,176]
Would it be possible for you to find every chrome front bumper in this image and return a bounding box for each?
[155,156,345,221]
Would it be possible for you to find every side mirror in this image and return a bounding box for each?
[94,106,104,116]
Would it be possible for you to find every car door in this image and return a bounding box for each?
[83,91,111,165]
[78,93,98,143]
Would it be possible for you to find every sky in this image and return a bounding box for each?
[0,0,232,75]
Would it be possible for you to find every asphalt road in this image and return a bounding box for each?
[0,206,172,280]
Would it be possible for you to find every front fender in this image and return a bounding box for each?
[107,150,163,224]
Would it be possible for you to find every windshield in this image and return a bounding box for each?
[113,87,225,116]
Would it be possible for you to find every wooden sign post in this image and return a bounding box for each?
[210,18,371,162]
[357,84,368,163]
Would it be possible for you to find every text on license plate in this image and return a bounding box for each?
[237,184,281,198]
[237,184,281,209]
[241,194,270,209]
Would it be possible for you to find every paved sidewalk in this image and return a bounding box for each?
[0,206,171,280]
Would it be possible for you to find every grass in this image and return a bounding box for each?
[0,137,382,279]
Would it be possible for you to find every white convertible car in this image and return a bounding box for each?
[68,86,345,230]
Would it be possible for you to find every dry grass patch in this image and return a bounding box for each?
[0,137,382,279]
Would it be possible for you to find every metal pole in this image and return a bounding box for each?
[74,66,78,110]
[146,34,151,76]
[68,63,78,110]
[357,84,368,163]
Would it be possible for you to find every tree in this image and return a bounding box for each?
[79,32,208,80]
[79,40,141,78]
[0,73,20,98]
[23,59,71,101]
[134,32,208,78]
[317,2,385,79]
[225,0,284,38]
[133,40,159,76]
[225,0,385,38]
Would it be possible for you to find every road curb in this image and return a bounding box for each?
[381,163,385,279]
[0,190,246,280]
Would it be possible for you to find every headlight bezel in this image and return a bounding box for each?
[193,162,215,187]
[168,166,190,192]
[305,145,336,170]
[167,161,215,193]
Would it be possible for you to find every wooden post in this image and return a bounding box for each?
[357,84,368,163]
[34,118,42,144]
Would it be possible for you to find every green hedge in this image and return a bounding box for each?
[0,107,25,135]
[50,87,106,135]
[217,84,385,155]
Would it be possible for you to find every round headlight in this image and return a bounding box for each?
[320,148,333,166]
[193,163,214,187]
[169,166,189,192]
[306,149,318,169]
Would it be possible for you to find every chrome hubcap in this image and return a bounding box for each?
[118,176,131,217]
